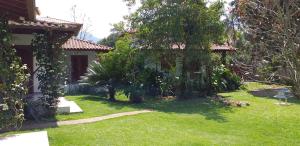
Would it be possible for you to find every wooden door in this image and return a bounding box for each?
[71,55,88,82]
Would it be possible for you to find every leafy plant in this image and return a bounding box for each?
[31,33,67,117]
[212,65,241,92]
[83,34,137,101]
[0,16,29,129]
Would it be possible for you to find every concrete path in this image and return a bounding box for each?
[21,110,153,130]
[0,131,49,146]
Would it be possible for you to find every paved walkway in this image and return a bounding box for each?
[21,110,153,130]
[0,131,49,146]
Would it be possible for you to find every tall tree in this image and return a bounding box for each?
[98,22,128,48]
[125,0,225,98]
[234,0,300,97]
[83,34,136,101]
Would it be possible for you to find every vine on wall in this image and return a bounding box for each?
[31,33,66,117]
[0,16,29,129]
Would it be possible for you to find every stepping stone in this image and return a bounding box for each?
[57,97,83,114]
[69,101,83,113]
[0,131,49,146]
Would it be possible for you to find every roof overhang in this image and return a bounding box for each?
[62,38,112,52]
[9,20,82,34]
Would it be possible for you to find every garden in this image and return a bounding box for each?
[1,0,300,145]
[2,82,300,145]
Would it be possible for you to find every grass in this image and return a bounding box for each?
[2,82,300,145]
[55,92,140,121]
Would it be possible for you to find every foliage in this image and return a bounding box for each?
[98,22,127,48]
[98,33,120,48]
[83,34,137,101]
[212,65,241,92]
[125,83,145,103]
[0,16,29,129]
[126,0,225,98]
[233,0,300,98]
[31,33,66,117]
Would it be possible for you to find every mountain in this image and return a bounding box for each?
[77,32,100,43]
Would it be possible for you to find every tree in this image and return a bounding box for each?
[234,0,300,98]
[83,34,137,101]
[98,33,120,48]
[0,16,29,129]
[223,2,257,80]
[98,22,128,48]
[125,0,225,98]
[71,5,93,40]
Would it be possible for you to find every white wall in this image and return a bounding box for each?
[11,34,34,46]
[11,34,41,93]
[33,56,41,93]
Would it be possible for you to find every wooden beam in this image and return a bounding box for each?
[0,1,26,10]
[0,7,26,19]
[26,0,36,21]
[0,0,28,20]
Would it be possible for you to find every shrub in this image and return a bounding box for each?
[82,34,137,101]
[125,84,144,103]
[31,33,66,118]
[212,65,241,92]
[0,16,29,129]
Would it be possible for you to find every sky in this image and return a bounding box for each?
[36,0,139,40]
[36,0,232,40]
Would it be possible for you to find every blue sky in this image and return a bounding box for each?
[36,0,232,39]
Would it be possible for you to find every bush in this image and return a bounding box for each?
[0,16,29,129]
[212,65,241,92]
[31,33,66,117]
[82,34,137,101]
[64,83,107,95]
[125,84,144,103]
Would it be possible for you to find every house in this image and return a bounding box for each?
[144,43,237,72]
[37,17,112,83]
[62,37,111,83]
[1,0,110,94]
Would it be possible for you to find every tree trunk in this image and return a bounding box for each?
[107,83,116,102]
[179,50,187,99]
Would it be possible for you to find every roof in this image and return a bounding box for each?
[211,44,237,52]
[0,0,36,21]
[8,17,82,34]
[62,38,112,51]
[171,44,237,52]
[37,17,78,24]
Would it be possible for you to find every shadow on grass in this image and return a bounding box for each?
[248,88,300,104]
[81,94,234,123]
[0,94,234,134]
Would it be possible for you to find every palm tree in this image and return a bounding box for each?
[81,62,116,101]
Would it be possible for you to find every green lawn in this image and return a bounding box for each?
[3,82,300,145]
[55,93,141,121]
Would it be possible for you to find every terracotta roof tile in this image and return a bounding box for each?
[8,17,82,33]
[211,44,237,52]
[171,44,237,52]
[62,38,112,51]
